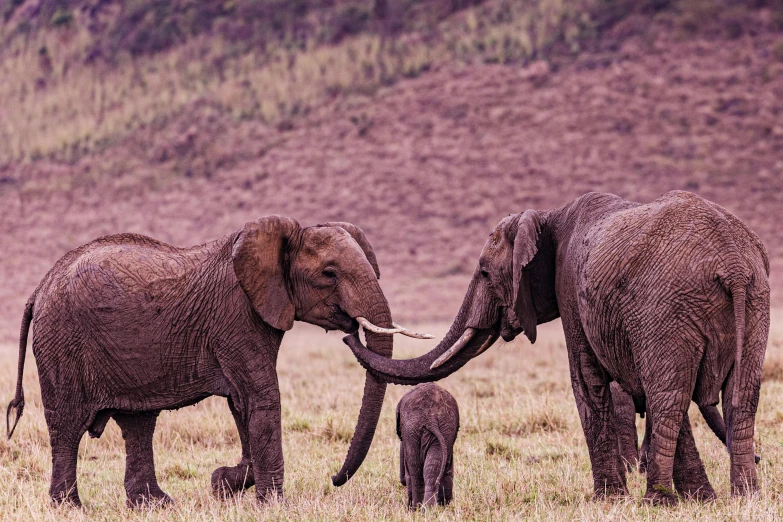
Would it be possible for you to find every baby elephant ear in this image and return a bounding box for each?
[321,222,381,279]
[511,210,542,344]
[232,215,300,331]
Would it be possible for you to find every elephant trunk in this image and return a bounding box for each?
[344,276,497,385]
[332,298,393,486]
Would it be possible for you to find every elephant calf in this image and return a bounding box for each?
[396,383,459,509]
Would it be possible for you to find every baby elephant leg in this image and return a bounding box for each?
[439,459,454,505]
[403,439,425,509]
[114,412,172,508]
[399,441,407,486]
[422,436,446,507]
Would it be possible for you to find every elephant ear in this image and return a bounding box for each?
[320,222,381,279]
[511,210,542,344]
[232,215,300,331]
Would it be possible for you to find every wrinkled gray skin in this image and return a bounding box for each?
[347,191,770,504]
[610,383,760,473]
[396,383,459,509]
[6,216,396,507]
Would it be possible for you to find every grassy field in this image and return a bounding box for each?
[1,314,782,521]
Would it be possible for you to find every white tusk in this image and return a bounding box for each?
[356,317,404,334]
[392,323,435,340]
[474,333,498,357]
[430,328,476,370]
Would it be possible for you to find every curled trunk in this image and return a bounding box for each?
[344,277,497,385]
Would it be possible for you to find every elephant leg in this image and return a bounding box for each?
[642,387,692,505]
[212,397,255,497]
[723,362,762,496]
[672,410,715,501]
[403,438,424,509]
[248,407,284,502]
[399,440,406,486]
[45,408,85,506]
[568,346,627,498]
[610,382,639,473]
[114,412,172,508]
[639,414,652,474]
[422,437,443,507]
[439,459,454,505]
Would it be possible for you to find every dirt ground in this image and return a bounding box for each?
[1,10,782,341]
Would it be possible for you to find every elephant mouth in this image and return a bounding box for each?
[324,307,359,333]
[499,307,524,342]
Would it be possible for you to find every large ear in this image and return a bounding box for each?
[320,222,380,279]
[510,210,542,344]
[232,215,300,331]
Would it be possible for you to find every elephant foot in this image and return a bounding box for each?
[50,489,82,508]
[643,485,677,506]
[730,479,759,497]
[677,484,717,502]
[256,486,284,504]
[592,482,628,500]
[730,462,759,497]
[126,490,173,509]
[211,462,255,498]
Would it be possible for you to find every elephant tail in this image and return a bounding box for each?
[430,423,449,494]
[7,293,34,439]
[729,282,747,409]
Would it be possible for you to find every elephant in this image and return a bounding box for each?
[5,216,432,507]
[396,383,459,509]
[346,191,770,504]
[610,383,760,473]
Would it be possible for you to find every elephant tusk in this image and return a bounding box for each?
[356,317,405,335]
[474,332,498,357]
[430,328,476,370]
[392,323,435,340]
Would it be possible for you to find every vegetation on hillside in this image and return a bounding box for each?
[1,0,782,165]
[0,0,617,164]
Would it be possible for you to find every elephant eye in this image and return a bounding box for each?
[480,269,490,279]
[322,268,336,279]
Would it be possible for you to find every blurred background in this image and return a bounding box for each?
[0,0,782,342]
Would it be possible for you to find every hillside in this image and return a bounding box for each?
[1,0,782,341]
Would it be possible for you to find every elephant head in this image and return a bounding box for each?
[232,216,429,485]
[344,211,559,384]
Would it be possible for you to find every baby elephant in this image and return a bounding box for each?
[396,383,459,509]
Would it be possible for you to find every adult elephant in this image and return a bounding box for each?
[347,191,770,503]
[5,216,430,507]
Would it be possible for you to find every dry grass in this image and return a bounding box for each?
[1,312,783,520]
[0,0,601,164]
